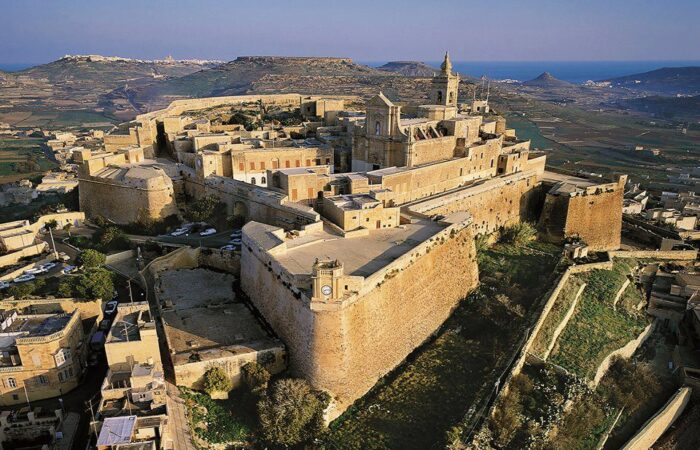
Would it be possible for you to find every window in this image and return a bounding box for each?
[295,160,300,167]
[260,162,265,170]
[58,372,64,382]
[54,348,70,367]
[250,177,256,185]
[249,162,255,170]
[238,162,244,171]
[285,160,291,168]
[490,159,494,168]
[306,159,311,166]
[315,158,321,165]
[437,91,443,103]
[38,375,48,385]
[272,160,279,169]
[375,121,381,136]
[261,176,266,184]
[449,92,454,104]
[7,378,16,388]
[325,158,331,165]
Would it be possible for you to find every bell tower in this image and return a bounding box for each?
[311,259,344,302]
[431,52,459,107]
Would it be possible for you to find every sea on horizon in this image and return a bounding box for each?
[363,60,700,84]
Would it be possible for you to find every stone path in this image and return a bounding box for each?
[166,381,196,450]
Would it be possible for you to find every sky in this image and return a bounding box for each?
[1,0,699,64]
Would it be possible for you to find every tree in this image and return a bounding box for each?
[77,249,106,268]
[257,378,330,446]
[63,222,73,236]
[498,222,537,246]
[203,366,232,395]
[98,226,130,251]
[185,195,221,222]
[60,268,114,300]
[8,282,36,299]
[241,362,270,395]
[45,219,58,230]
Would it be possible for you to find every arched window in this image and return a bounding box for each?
[261,176,266,184]
[374,121,381,136]
[449,91,454,104]
[7,378,16,388]
[437,90,443,103]
[250,177,256,185]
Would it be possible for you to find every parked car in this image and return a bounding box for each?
[40,262,57,271]
[63,265,77,274]
[170,229,189,237]
[24,267,47,275]
[104,300,118,315]
[200,228,217,236]
[230,229,242,238]
[220,245,236,251]
[229,238,242,246]
[57,252,70,262]
[13,274,36,283]
[0,281,9,290]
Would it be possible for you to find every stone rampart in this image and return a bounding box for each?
[620,386,692,450]
[591,321,655,387]
[241,220,479,418]
[78,175,178,224]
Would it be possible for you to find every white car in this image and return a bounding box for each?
[13,274,36,283]
[24,267,47,275]
[229,238,242,246]
[199,228,217,236]
[170,229,189,237]
[230,230,242,238]
[40,262,57,271]
[220,245,236,251]
[0,281,9,290]
[104,300,119,315]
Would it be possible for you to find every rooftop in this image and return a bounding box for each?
[271,219,445,277]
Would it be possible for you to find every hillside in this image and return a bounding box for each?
[378,61,438,77]
[126,56,397,110]
[619,94,700,120]
[522,72,573,88]
[604,66,700,95]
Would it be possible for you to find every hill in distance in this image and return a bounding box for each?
[620,94,700,120]
[378,61,438,77]
[126,56,397,110]
[522,72,573,88]
[604,66,700,95]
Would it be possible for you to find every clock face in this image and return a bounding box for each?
[321,285,332,296]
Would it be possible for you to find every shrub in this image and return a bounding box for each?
[241,362,270,395]
[59,268,114,300]
[257,378,330,446]
[185,195,222,223]
[97,226,130,251]
[45,219,58,229]
[203,366,232,395]
[77,249,106,268]
[498,222,537,246]
[8,282,37,299]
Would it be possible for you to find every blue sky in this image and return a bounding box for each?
[1,0,699,64]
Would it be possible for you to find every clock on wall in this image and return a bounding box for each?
[321,285,332,296]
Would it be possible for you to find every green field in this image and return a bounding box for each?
[0,137,56,182]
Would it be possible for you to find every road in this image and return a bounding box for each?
[128,228,240,250]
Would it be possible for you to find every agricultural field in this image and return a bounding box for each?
[496,91,700,186]
[0,137,56,183]
[322,240,562,449]
[548,259,648,379]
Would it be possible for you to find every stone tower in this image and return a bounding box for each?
[431,52,459,107]
[311,259,344,301]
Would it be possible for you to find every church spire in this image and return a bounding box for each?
[441,51,452,75]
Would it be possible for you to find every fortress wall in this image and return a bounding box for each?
[563,188,623,251]
[411,136,456,166]
[241,222,478,417]
[78,176,178,224]
[409,171,544,235]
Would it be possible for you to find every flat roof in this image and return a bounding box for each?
[275,219,444,277]
[158,269,275,360]
[97,416,136,446]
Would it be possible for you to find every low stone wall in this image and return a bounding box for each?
[612,279,631,309]
[1,297,103,323]
[608,249,698,260]
[591,321,655,387]
[620,386,692,450]
[541,282,586,360]
[0,243,48,269]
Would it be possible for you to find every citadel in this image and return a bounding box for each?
[74,53,625,418]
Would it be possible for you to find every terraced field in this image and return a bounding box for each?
[0,137,56,182]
